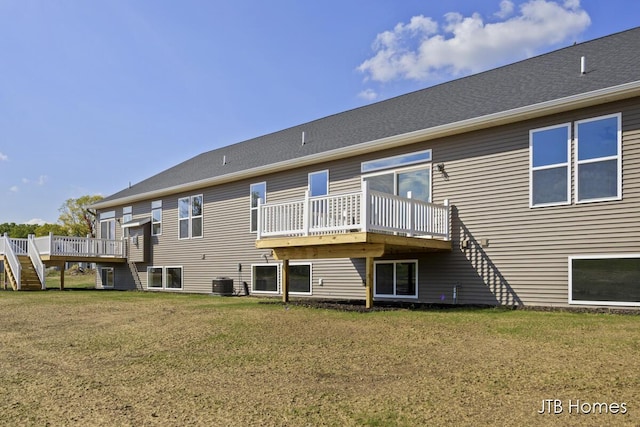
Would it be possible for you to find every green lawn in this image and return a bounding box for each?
[0,291,638,426]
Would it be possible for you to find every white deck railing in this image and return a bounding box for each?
[258,181,449,240]
[34,233,124,258]
[27,235,46,289]
[1,233,21,289]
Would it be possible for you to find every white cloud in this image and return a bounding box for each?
[36,175,48,185]
[22,178,30,184]
[357,0,591,83]
[358,88,379,101]
[9,186,18,193]
[25,218,46,225]
[0,152,7,161]
[495,0,515,18]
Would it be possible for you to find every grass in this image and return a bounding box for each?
[0,292,639,426]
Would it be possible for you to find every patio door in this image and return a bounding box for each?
[363,166,431,202]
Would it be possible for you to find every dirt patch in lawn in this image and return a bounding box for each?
[1,292,639,426]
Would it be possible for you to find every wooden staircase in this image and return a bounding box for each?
[4,256,43,291]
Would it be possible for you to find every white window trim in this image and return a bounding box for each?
[146,266,184,290]
[361,164,433,203]
[151,200,162,236]
[165,266,184,290]
[574,113,622,204]
[250,182,267,233]
[147,266,164,289]
[100,267,114,289]
[178,195,204,240]
[361,149,432,173]
[529,122,572,208]
[289,262,313,296]
[373,259,419,299]
[251,263,280,294]
[568,254,640,307]
[308,170,329,197]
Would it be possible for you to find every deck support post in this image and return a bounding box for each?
[365,256,374,309]
[282,258,289,303]
[60,263,65,291]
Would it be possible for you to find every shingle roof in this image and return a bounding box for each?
[100,26,640,205]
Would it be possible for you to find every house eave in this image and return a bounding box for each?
[92,80,640,210]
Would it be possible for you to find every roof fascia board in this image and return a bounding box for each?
[92,80,640,210]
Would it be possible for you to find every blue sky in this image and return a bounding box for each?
[0,0,638,224]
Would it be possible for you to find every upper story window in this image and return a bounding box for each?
[361,150,432,203]
[361,149,431,173]
[575,114,621,203]
[530,123,571,207]
[309,170,328,197]
[99,211,116,240]
[151,200,162,236]
[122,206,132,237]
[529,113,622,208]
[178,195,203,239]
[250,182,266,233]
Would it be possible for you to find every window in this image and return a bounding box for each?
[252,264,278,293]
[151,200,162,236]
[147,267,163,289]
[147,266,183,290]
[569,255,640,306]
[166,267,183,289]
[362,149,432,173]
[575,114,621,202]
[99,211,116,240]
[122,206,132,237]
[364,166,431,202]
[289,263,312,294]
[179,195,203,239]
[309,170,328,197]
[530,124,571,207]
[100,267,114,288]
[250,182,266,233]
[374,260,418,298]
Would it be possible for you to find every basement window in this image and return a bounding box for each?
[569,255,640,306]
[100,267,114,288]
[289,263,312,295]
[374,260,418,299]
[252,264,278,294]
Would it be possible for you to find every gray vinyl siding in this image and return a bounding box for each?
[97,96,640,307]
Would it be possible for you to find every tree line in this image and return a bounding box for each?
[1,195,104,238]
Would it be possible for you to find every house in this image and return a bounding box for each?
[88,27,640,308]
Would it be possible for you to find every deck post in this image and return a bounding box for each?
[256,199,263,240]
[303,190,310,236]
[407,190,414,237]
[282,258,289,303]
[444,199,450,241]
[60,263,65,291]
[365,256,374,309]
[360,180,370,233]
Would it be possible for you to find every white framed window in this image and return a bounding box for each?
[374,260,418,298]
[100,267,114,288]
[575,113,622,203]
[569,254,640,306]
[147,266,163,289]
[99,211,116,240]
[250,182,266,233]
[309,170,329,197]
[363,165,431,202]
[147,266,183,290]
[151,200,162,236]
[179,195,203,239]
[361,149,432,173]
[289,263,312,295]
[122,206,132,237]
[530,123,571,207]
[251,263,279,294]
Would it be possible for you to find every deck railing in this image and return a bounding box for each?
[27,235,46,289]
[34,233,124,258]
[1,233,22,289]
[258,181,449,240]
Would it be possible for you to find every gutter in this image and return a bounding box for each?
[92,80,640,210]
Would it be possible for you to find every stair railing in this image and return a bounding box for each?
[2,233,21,290]
[27,234,46,290]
